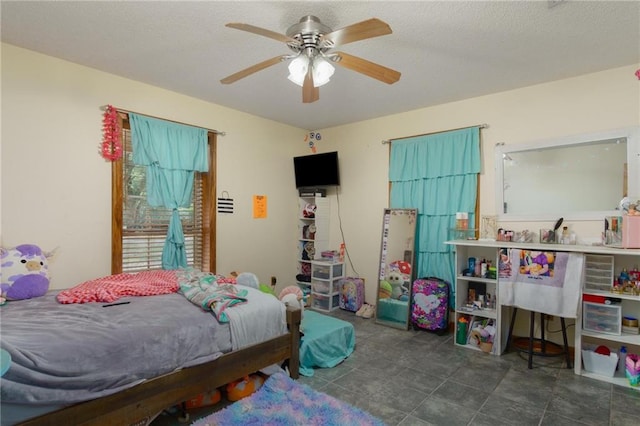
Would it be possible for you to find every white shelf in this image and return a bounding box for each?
[445,239,640,256]
[447,239,640,389]
[450,242,507,356]
[456,275,497,285]
[456,307,498,320]
[581,330,640,345]
[583,288,640,302]
[580,371,639,390]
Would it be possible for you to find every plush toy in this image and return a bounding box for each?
[279,286,305,330]
[302,203,316,218]
[387,270,405,300]
[389,260,411,276]
[301,241,315,261]
[378,280,392,299]
[302,223,316,239]
[1,244,53,300]
[226,374,265,402]
[184,388,222,409]
[231,271,260,289]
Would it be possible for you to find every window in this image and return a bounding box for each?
[112,115,216,273]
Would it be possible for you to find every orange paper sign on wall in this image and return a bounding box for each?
[253,195,267,219]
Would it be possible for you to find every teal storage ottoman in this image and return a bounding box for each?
[299,310,355,377]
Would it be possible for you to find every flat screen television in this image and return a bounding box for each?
[293,151,340,188]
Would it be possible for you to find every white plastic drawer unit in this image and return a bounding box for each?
[583,255,614,292]
[582,302,622,335]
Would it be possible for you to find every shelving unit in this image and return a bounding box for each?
[310,260,344,312]
[448,241,510,355]
[579,251,640,390]
[296,194,329,304]
[448,239,640,390]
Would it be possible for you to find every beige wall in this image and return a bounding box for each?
[3,44,639,342]
[1,43,304,292]
[320,65,640,304]
[318,64,639,340]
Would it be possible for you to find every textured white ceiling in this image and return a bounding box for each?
[2,1,639,130]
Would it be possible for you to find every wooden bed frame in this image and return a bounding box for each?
[19,306,301,426]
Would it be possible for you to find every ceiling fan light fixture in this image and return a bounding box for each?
[312,57,335,87]
[287,56,309,86]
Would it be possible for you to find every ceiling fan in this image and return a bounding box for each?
[220,15,401,103]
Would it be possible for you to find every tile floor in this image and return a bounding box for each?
[154,308,640,425]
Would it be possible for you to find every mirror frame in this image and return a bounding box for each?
[495,126,640,221]
[375,208,417,330]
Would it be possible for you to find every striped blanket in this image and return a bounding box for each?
[56,270,178,304]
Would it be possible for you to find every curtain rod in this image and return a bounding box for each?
[381,123,488,144]
[99,105,226,136]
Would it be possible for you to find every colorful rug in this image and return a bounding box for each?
[191,372,386,426]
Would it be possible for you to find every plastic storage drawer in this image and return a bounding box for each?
[311,278,341,294]
[582,302,622,335]
[311,293,339,311]
[312,263,343,279]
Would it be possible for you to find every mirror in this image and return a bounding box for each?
[375,208,417,330]
[496,126,640,221]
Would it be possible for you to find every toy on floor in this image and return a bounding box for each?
[0,244,54,300]
[226,374,265,402]
[184,388,222,409]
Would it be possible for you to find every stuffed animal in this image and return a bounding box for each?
[226,374,265,402]
[1,244,53,300]
[389,260,412,276]
[387,270,405,299]
[231,271,260,289]
[302,203,316,218]
[279,286,305,331]
[378,280,392,299]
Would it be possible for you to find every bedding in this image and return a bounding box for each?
[0,276,290,425]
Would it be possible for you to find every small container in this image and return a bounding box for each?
[561,226,570,244]
[456,317,468,345]
[468,257,476,273]
[619,346,627,375]
[456,212,469,230]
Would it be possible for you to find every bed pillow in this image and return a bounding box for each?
[0,244,51,300]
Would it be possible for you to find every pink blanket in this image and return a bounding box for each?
[56,270,178,304]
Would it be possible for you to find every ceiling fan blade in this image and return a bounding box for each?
[332,52,401,84]
[319,18,392,48]
[302,70,319,103]
[220,56,286,84]
[226,23,300,46]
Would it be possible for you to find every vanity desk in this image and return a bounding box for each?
[447,239,640,389]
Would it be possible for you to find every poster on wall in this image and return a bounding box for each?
[253,195,267,219]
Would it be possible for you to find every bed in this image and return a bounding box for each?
[0,272,301,426]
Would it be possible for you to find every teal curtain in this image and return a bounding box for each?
[389,127,481,306]
[129,114,208,270]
